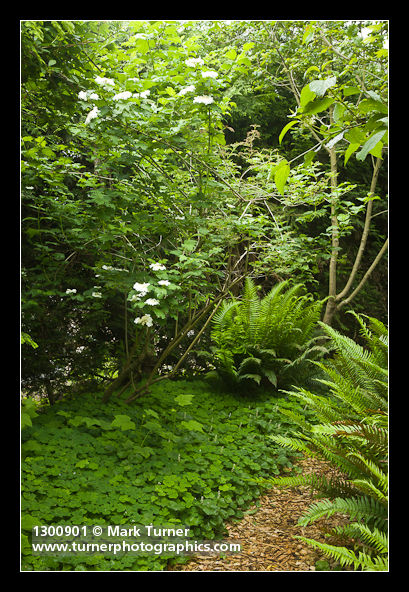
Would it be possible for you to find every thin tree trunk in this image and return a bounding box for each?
[322,141,339,326]
[335,157,382,302]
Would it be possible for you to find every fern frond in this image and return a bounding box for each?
[297,496,387,527]
[293,536,387,571]
[349,522,388,554]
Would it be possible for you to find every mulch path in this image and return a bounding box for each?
[167,455,351,572]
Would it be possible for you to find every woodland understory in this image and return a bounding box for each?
[21,20,388,573]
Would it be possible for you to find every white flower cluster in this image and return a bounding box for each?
[202,70,218,79]
[78,90,99,101]
[65,288,77,294]
[133,89,151,99]
[134,314,153,327]
[102,265,129,272]
[85,106,100,125]
[179,85,196,96]
[95,76,115,87]
[149,262,166,271]
[113,91,133,101]
[133,282,151,298]
[185,57,204,67]
[130,263,170,327]
[193,95,214,105]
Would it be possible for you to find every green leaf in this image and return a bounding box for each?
[299,85,316,108]
[175,394,194,406]
[344,143,360,166]
[302,25,314,45]
[301,96,334,115]
[333,103,346,123]
[21,412,32,430]
[274,160,290,195]
[358,99,388,115]
[356,130,386,161]
[325,131,344,150]
[111,414,136,431]
[180,419,204,433]
[309,76,337,97]
[279,120,298,144]
[263,368,278,387]
[345,128,366,145]
[343,86,361,97]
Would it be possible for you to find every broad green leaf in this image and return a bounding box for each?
[302,25,314,45]
[299,85,316,108]
[175,394,194,406]
[343,86,361,96]
[369,140,384,158]
[344,143,360,166]
[279,120,298,144]
[302,96,334,115]
[225,48,237,60]
[21,412,32,429]
[303,65,320,78]
[180,419,204,433]
[345,128,367,145]
[274,160,290,195]
[111,414,136,431]
[358,99,388,115]
[333,103,346,123]
[309,76,337,97]
[356,130,386,161]
[325,131,344,150]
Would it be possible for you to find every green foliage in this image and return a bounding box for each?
[210,278,325,391]
[21,379,304,571]
[263,313,388,571]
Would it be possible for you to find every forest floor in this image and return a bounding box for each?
[167,455,351,572]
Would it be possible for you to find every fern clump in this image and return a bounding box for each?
[209,278,325,392]
[264,312,388,571]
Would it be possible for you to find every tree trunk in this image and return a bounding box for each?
[322,140,339,327]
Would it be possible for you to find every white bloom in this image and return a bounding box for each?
[133,89,150,99]
[202,70,218,79]
[185,57,204,67]
[89,92,99,100]
[85,106,99,125]
[144,298,160,306]
[179,85,196,96]
[91,291,102,298]
[134,314,153,327]
[133,282,151,293]
[102,265,128,272]
[193,95,214,105]
[158,280,170,286]
[78,90,88,100]
[113,91,133,101]
[26,186,34,190]
[149,262,166,271]
[65,288,77,294]
[95,76,115,86]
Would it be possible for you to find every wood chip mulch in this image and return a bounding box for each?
[167,455,352,572]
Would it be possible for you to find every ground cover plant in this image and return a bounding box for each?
[21,379,311,571]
